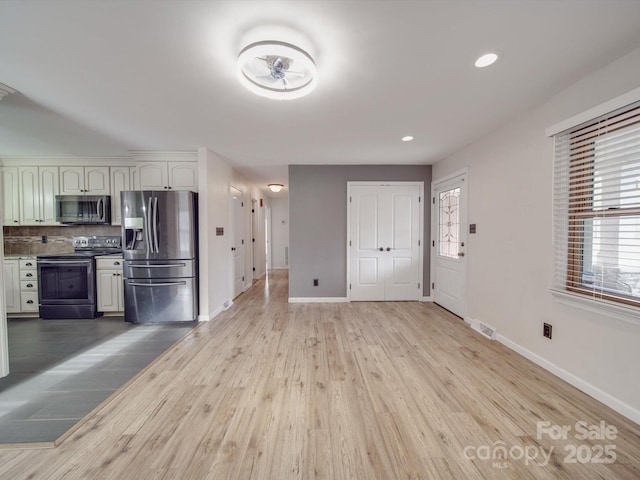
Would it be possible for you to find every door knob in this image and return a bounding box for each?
[458,252,465,257]
[379,247,384,251]
[386,247,391,251]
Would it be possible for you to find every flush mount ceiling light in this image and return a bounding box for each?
[475,52,499,68]
[402,135,414,142]
[268,184,284,193]
[237,41,317,100]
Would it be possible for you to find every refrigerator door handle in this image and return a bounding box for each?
[146,196,154,253]
[153,196,160,253]
[129,281,188,287]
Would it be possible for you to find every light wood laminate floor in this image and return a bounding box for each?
[0,270,638,479]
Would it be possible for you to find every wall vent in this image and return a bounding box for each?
[470,319,496,340]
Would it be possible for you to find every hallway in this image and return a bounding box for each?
[0,270,638,479]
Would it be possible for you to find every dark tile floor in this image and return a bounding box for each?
[0,316,194,445]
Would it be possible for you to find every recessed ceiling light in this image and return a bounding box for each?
[237,41,317,100]
[474,53,499,68]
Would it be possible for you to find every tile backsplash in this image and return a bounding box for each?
[3,225,121,255]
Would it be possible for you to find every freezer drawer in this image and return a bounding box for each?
[123,259,195,279]
[124,277,197,323]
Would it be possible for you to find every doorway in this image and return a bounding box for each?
[348,182,423,301]
[431,170,467,318]
[230,186,244,298]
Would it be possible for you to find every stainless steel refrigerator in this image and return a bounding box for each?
[121,190,198,323]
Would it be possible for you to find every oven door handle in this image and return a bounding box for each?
[128,281,187,287]
[128,263,187,268]
[38,260,92,265]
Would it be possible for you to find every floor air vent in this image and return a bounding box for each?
[470,320,496,340]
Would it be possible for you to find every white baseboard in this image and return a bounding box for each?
[199,298,234,321]
[496,333,640,426]
[421,296,433,302]
[288,297,348,303]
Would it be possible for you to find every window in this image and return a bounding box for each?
[438,187,460,258]
[553,101,640,308]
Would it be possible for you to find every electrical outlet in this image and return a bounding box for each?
[543,323,552,339]
[313,278,319,287]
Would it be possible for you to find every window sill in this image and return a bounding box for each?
[549,288,640,327]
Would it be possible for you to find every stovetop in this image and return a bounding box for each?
[37,236,122,261]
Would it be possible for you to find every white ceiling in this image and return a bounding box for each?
[1,1,640,188]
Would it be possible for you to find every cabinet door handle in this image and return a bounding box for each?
[25,273,33,277]
[26,283,33,288]
[26,300,34,304]
[25,262,33,266]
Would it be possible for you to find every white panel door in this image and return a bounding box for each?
[231,186,244,298]
[350,183,421,301]
[385,186,421,300]
[432,172,467,317]
[350,187,385,300]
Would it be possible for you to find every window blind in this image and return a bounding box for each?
[553,101,640,308]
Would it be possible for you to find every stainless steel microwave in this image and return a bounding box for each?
[55,195,111,224]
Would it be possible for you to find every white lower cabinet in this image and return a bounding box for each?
[3,259,21,313]
[96,256,124,312]
[4,257,38,314]
[19,259,38,312]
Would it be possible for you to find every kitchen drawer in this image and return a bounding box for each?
[21,292,39,312]
[20,280,38,292]
[20,269,37,280]
[96,257,124,269]
[19,259,37,269]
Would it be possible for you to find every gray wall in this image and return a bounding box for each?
[289,164,432,298]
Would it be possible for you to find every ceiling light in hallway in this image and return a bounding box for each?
[475,52,499,68]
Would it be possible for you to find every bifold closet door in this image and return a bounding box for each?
[350,184,421,301]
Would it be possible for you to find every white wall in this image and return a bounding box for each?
[198,148,233,319]
[270,197,289,269]
[433,47,640,422]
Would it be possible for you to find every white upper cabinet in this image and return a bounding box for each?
[169,162,198,191]
[18,166,59,225]
[110,166,133,226]
[2,167,20,226]
[135,161,198,191]
[60,166,110,195]
[136,162,168,190]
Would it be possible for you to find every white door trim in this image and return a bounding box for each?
[347,181,424,302]
[431,168,468,318]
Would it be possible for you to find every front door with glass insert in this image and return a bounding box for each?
[432,172,467,317]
